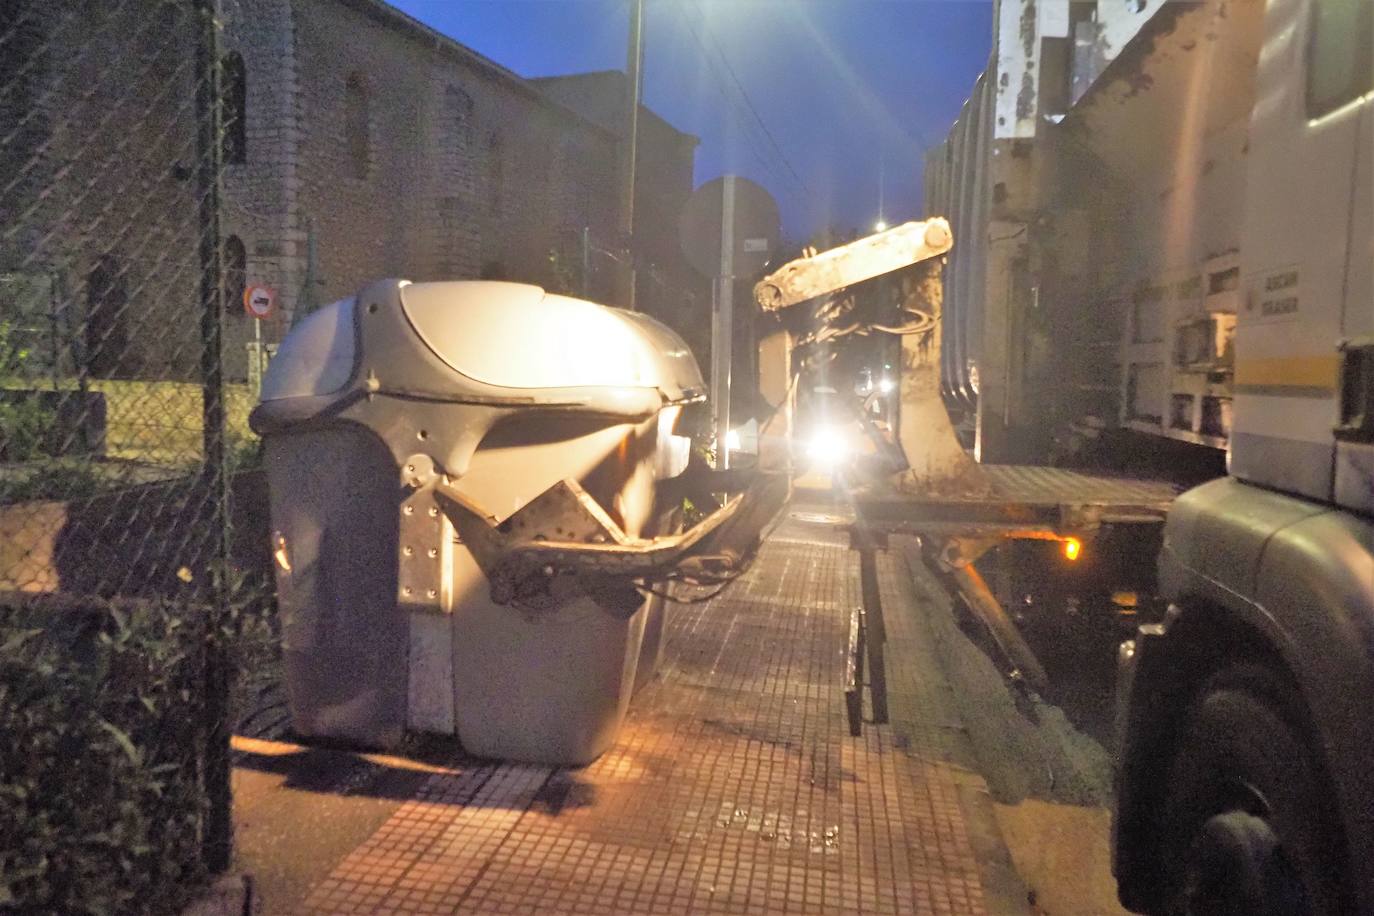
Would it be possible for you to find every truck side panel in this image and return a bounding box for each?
[1232,0,1368,504]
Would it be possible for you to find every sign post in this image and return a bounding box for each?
[679,176,780,470]
[243,283,277,394]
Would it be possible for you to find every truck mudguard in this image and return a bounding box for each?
[1115,477,1374,912]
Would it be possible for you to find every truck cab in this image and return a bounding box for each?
[1113,1,1374,913]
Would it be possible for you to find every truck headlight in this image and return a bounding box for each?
[806,425,850,467]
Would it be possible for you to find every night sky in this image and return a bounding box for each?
[388,0,993,241]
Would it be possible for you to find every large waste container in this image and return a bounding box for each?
[250,279,705,765]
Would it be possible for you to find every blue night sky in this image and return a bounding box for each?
[387,0,994,240]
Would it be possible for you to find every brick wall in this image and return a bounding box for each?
[286,0,621,309]
[4,0,693,385]
[222,0,303,380]
[1,0,205,381]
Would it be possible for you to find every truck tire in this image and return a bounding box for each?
[1159,664,1350,916]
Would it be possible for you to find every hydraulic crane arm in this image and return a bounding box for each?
[753,218,952,312]
[751,217,987,496]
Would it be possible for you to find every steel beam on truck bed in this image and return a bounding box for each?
[847,465,1177,692]
[852,465,1178,539]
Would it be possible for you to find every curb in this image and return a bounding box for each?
[181,874,256,916]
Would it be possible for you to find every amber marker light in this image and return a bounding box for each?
[1063,538,1082,562]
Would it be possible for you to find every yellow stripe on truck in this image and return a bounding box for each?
[1234,355,1340,398]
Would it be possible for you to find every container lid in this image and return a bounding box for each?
[399,281,704,401]
[259,296,358,401]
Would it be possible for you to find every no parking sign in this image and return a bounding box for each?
[243,284,276,319]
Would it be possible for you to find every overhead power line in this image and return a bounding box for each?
[685,0,812,200]
[673,3,811,209]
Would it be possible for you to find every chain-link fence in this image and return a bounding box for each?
[1,1,269,910]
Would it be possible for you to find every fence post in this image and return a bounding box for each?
[193,0,232,874]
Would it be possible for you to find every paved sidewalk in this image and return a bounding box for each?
[233,507,1027,914]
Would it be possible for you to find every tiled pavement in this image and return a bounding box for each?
[236,509,1026,914]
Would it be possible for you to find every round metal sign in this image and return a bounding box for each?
[243,283,277,319]
[679,175,780,279]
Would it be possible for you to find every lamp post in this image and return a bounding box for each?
[617,0,645,310]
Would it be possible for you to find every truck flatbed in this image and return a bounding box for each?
[853,465,1180,537]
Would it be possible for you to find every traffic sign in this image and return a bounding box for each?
[243,284,277,319]
[679,176,780,279]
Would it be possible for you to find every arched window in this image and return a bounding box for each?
[223,235,246,314]
[221,52,247,165]
[441,86,473,182]
[485,131,504,218]
[345,72,370,180]
[85,255,128,378]
[445,86,473,135]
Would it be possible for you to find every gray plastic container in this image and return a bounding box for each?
[251,279,704,764]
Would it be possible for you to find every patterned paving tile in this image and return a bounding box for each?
[302,519,990,914]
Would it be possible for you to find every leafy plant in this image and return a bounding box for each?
[0,319,32,379]
[0,317,62,462]
[0,461,102,505]
[0,395,57,463]
[0,598,213,914]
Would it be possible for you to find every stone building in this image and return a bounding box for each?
[219,0,699,379]
[533,71,703,326]
[0,0,206,382]
[0,0,698,383]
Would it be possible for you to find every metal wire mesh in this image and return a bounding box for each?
[0,0,256,888]
[0,0,238,588]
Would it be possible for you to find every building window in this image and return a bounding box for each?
[222,52,247,164]
[440,86,473,189]
[223,235,246,314]
[445,86,473,142]
[485,131,504,218]
[1307,0,1373,117]
[345,72,371,180]
[85,255,128,379]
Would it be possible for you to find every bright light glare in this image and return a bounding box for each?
[878,377,894,394]
[873,219,888,232]
[806,426,849,467]
[1063,538,1082,562]
[725,428,742,452]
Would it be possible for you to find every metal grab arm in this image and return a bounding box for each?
[434,472,791,612]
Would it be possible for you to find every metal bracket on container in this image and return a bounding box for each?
[397,453,452,614]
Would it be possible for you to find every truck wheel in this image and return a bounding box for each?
[1160,665,1349,916]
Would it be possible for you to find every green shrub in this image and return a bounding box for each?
[0,461,103,505]
[0,599,211,915]
[0,395,57,463]
[0,319,32,379]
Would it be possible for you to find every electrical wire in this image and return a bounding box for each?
[684,0,812,201]
[673,4,811,210]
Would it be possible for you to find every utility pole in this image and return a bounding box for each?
[617,0,645,310]
[712,176,737,470]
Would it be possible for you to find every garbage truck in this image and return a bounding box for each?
[755,0,1372,910]
[1101,0,1374,912]
[919,0,1373,910]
